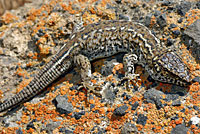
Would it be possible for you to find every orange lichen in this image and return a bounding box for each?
[112,63,123,74]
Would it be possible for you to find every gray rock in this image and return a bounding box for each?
[192,76,200,83]
[73,111,85,120]
[197,2,200,9]
[145,13,153,27]
[59,128,74,134]
[156,13,167,28]
[7,122,19,127]
[53,95,73,115]
[121,123,138,134]
[172,100,181,106]
[26,119,37,130]
[171,124,188,134]
[16,128,23,134]
[45,121,61,134]
[136,114,147,126]
[176,2,191,16]
[101,60,116,76]
[102,84,116,104]
[143,88,164,109]
[183,19,200,62]
[91,126,106,133]
[184,20,200,45]
[113,104,128,116]
[165,94,179,101]
[131,101,139,110]
[172,30,180,36]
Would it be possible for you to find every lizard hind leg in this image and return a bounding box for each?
[120,53,141,91]
[74,54,101,105]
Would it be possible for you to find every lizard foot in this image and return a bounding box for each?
[78,81,102,106]
[118,73,141,91]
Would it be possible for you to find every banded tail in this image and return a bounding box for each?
[0,52,72,112]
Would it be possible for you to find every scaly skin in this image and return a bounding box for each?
[0,20,192,113]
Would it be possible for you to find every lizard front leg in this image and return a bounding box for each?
[74,54,101,104]
[120,54,141,91]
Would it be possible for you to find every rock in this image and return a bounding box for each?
[102,84,116,104]
[45,121,61,134]
[73,111,85,120]
[183,19,200,62]
[156,13,167,28]
[167,37,174,46]
[26,119,37,130]
[90,104,95,111]
[115,0,122,4]
[101,60,115,76]
[177,18,183,23]
[145,13,153,27]
[121,123,138,134]
[168,24,177,30]
[52,95,73,115]
[119,14,130,20]
[113,105,128,116]
[161,1,172,6]
[131,101,139,110]
[154,10,161,17]
[6,122,19,128]
[192,76,200,83]
[143,88,164,109]
[16,128,23,134]
[190,116,200,125]
[136,114,147,126]
[172,30,180,36]
[184,20,199,38]
[171,124,188,134]
[197,2,200,9]
[59,128,74,134]
[176,2,191,16]
[165,94,179,101]
[172,100,181,106]
[193,105,200,112]
[91,126,105,133]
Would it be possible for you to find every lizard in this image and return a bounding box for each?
[0,20,193,113]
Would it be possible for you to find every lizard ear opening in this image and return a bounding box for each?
[157,51,192,83]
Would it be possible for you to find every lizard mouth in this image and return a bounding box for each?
[157,51,192,83]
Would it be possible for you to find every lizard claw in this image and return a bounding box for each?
[78,81,102,106]
[118,73,141,91]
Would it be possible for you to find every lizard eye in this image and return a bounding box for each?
[157,51,192,82]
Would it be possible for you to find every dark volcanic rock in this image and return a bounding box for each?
[183,19,200,62]
[171,124,188,134]
[156,13,167,28]
[121,123,138,134]
[45,121,61,134]
[176,2,191,16]
[113,104,128,116]
[53,95,73,115]
[136,114,147,126]
[131,101,139,110]
[192,76,200,83]
[144,88,164,109]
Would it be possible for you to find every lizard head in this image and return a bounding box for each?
[152,51,192,86]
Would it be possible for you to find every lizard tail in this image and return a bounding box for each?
[0,56,72,113]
